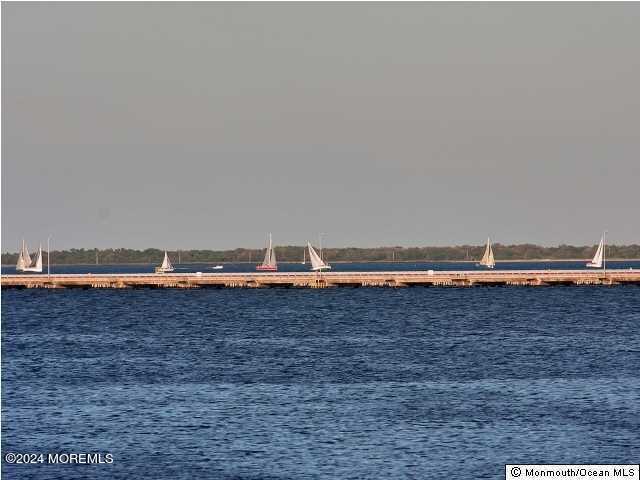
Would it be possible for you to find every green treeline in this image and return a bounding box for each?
[2,244,640,265]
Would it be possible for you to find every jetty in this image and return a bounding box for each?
[2,269,639,289]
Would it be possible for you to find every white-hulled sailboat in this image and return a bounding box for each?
[256,233,277,271]
[307,242,331,271]
[155,251,174,273]
[586,233,605,268]
[477,237,496,269]
[16,239,43,273]
[19,242,43,273]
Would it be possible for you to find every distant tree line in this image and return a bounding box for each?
[2,244,640,265]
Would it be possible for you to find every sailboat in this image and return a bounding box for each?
[20,244,43,273]
[256,233,278,271]
[301,249,306,265]
[477,237,496,269]
[155,251,175,273]
[16,239,42,272]
[307,242,331,271]
[586,233,605,268]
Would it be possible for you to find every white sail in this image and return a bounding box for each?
[586,235,604,268]
[262,245,271,266]
[21,239,32,268]
[23,245,43,273]
[307,242,331,271]
[161,251,173,270]
[479,238,495,268]
[33,246,43,271]
[16,251,27,271]
[260,234,277,268]
[16,239,34,271]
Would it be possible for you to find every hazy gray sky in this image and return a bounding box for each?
[2,3,639,250]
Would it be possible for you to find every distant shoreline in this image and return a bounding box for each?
[5,244,640,266]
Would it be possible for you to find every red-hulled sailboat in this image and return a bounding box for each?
[256,233,278,271]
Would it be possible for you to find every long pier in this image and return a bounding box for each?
[2,270,640,289]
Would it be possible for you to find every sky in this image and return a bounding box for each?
[2,3,639,250]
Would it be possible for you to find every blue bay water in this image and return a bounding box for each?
[2,275,640,479]
[3,259,640,275]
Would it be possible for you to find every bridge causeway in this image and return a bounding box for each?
[2,270,639,289]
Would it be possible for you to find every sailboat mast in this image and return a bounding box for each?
[16,239,23,271]
[47,236,51,277]
[603,230,607,275]
[21,238,32,267]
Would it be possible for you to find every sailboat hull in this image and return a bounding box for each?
[256,265,278,271]
[155,267,174,273]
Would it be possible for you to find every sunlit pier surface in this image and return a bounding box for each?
[2,270,640,289]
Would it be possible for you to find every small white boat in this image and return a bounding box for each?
[477,237,495,269]
[307,242,331,271]
[301,249,306,265]
[586,233,605,268]
[211,265,223,270]
[155,251,175,273]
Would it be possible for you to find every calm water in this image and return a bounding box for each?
[2,285,640,479]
